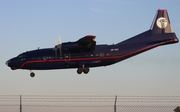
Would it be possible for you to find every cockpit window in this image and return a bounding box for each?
[18,53,26,58]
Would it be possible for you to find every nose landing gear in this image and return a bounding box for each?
[30,70,35,77]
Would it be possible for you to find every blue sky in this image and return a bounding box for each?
[0,0,180,96]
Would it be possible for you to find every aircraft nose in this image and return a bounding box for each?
[5,58,18,70]
[5,57,22,70]
[5,60,10,66]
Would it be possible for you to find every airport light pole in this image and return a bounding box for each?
[114,95,117,112]
[20,95,22,112]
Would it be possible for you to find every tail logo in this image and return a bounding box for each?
[156,17,168,29]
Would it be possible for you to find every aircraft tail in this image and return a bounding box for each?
[149,9,179,45]
[150,9,172,33]
[117,9,178,46]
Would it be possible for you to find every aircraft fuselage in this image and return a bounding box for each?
[6,31,178,71]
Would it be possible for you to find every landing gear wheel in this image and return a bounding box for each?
[30,72,35,77]
[83,67,90,74]
[77,67,83,74]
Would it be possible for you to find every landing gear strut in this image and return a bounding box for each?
[30,70,35,77]
[77,66,90,74]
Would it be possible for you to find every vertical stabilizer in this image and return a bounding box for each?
[150,9,172,33]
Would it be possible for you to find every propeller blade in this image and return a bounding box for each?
[54,39,57,46]
[58,35,61,44]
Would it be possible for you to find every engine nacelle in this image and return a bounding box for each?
[61,42,81,52]
[55,35,96,53]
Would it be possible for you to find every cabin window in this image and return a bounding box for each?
[99,53,104,57]
[107,54,109,56]
[91,54,93,57]
[43,56,48,60]
[43,56,52,60]
[96,54,99,56]
[65,56,69,58]
[21,58,25,61]
[18,54,26,58]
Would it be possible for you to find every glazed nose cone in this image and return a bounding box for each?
[5,58,18,70]
[5,60,10,67]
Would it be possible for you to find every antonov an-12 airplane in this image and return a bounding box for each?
[6,9,179,77]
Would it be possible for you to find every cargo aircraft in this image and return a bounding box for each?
[6,9,179,77]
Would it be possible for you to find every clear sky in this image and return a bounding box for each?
[0,0,180,96]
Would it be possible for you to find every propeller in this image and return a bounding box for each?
[54,35,62,57]
[58,35,62,56]
[54,35,62,46]
[54,39,57,46]
[58,35,62,44]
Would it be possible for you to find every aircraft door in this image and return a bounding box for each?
[64,54,70,62]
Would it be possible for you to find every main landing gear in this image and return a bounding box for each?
[77,66,90,74]
[30,70,35,77]
[28,67,90,77]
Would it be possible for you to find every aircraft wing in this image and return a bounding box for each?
[77,35,96,51]
[58,35,96,53]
